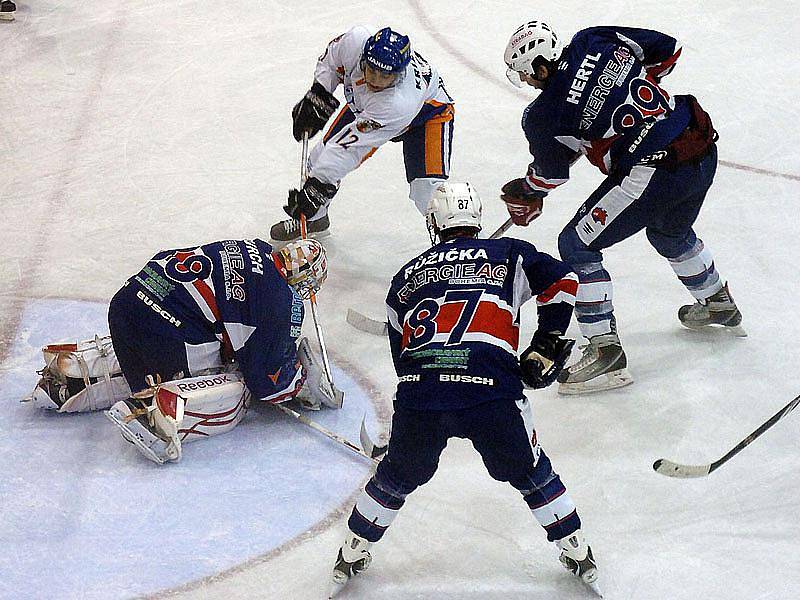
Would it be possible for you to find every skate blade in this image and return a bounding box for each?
[586,578,603,597]
[328,573,349,598]
[0,14,15,22]
[105,409,167,465]
[558,369,633,395]
[679,321,747,337]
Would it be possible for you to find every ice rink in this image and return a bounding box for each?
[2,1,799,599]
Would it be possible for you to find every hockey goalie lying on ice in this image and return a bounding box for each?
[24,238,341,465]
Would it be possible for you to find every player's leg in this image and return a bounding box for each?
[27,335,131,412]
[270,106,356,244]
[0,1,15,21]
[106,371,250,465]
[463,397,598,584]
[556,168,655,392]
[645,146,744,333]
[401,103,454,217]
[332,406,449,594]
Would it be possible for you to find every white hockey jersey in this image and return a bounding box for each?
[308,25,453,185]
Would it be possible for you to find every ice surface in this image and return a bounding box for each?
[1,1,798,599]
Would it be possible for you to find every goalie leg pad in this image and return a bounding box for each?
[28,336,127,412]
[296,337,342,409]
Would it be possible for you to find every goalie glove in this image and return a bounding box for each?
[520,331,575,389]
[501,177,544,226]
[285,176,338,220]
[291,81,340,142]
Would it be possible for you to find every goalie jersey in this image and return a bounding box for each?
[522,26,689,194]
[386,236,578,410]
[119,238,304,402]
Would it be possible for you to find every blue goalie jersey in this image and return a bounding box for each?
[123,238,305,402]
[386,237,578,411]
[522,26,689,194]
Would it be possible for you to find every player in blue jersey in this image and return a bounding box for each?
[328,182,599,597]
[28,238,339,464]
[501,21,744,394]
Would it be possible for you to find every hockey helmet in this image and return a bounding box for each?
[274,238,328,299]
[504,21,563,87]
[426,182,482,242]
[361,27,412,87]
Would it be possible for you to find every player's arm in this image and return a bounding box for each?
[608,26,682,82]
[232,324,305,403]
[291,27,367,142]
[501,113,573,226]
[513,240,579,388]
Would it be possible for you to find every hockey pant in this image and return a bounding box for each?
[558,145,723,338]
[347,397,581,543]
[312,102,454,219]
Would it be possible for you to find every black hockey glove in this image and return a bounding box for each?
[284,177,338,220]
[519,331,575,389]
[291,82,340,142]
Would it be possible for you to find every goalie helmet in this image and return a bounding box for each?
[426,182,482,242]
[504,21,563,87]
[274,238,328,299]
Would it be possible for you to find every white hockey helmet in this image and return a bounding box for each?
[426,182,482,241]
[504,21,563,87]
[274,238,328,299]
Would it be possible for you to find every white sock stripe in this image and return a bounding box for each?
[530,491,577,528]
[355,490,400,529]
[577,318,613,338]
[576,279,614,304]
[669,244,715,277]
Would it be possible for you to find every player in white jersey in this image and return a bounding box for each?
[270,26,455,243]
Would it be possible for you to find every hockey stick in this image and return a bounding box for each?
[488,216,514,239]
[653,393,800,478]
[359,416,388,459]
[345,218,516,337]
[298,132,343,408]
[273,403,380,464]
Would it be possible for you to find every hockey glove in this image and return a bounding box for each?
[291,82,340,142]
[520,331,575,389]
[501,178,544,226]
[285,176,338,220]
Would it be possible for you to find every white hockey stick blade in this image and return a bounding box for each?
[346,308,388,337]
[652,458,711,478]
[360,416,388,459]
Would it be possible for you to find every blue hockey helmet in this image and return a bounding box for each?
[362,27,412,75]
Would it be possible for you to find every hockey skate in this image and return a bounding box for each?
[329,531,372,598]
[0,1,15,21]
[557,332,633,395]
[269,213,330,245]
[557,529,601,596]
[678,283,746,336]
[105,398,181,465]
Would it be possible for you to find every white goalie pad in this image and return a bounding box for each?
[27,336,130,413]
[106,372,251,464]
[296,337,343,410]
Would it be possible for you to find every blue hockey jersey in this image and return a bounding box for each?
[522,26,689,194]
[124,238,305,402]
[386,236,578,410]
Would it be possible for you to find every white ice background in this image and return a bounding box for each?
[1,2,799,599]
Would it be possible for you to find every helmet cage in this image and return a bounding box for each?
[275,239,328,300]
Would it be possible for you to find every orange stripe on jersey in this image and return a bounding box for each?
[358,147,378,167]
[423,105,454,175]
[323,106,351,143]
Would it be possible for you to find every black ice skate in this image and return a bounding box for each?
[678,283,746,336]
[557,332,633,395]
[330,531,372,598]
[0,1,15,21]
[557,529,602,596]
[270,213,330,245]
